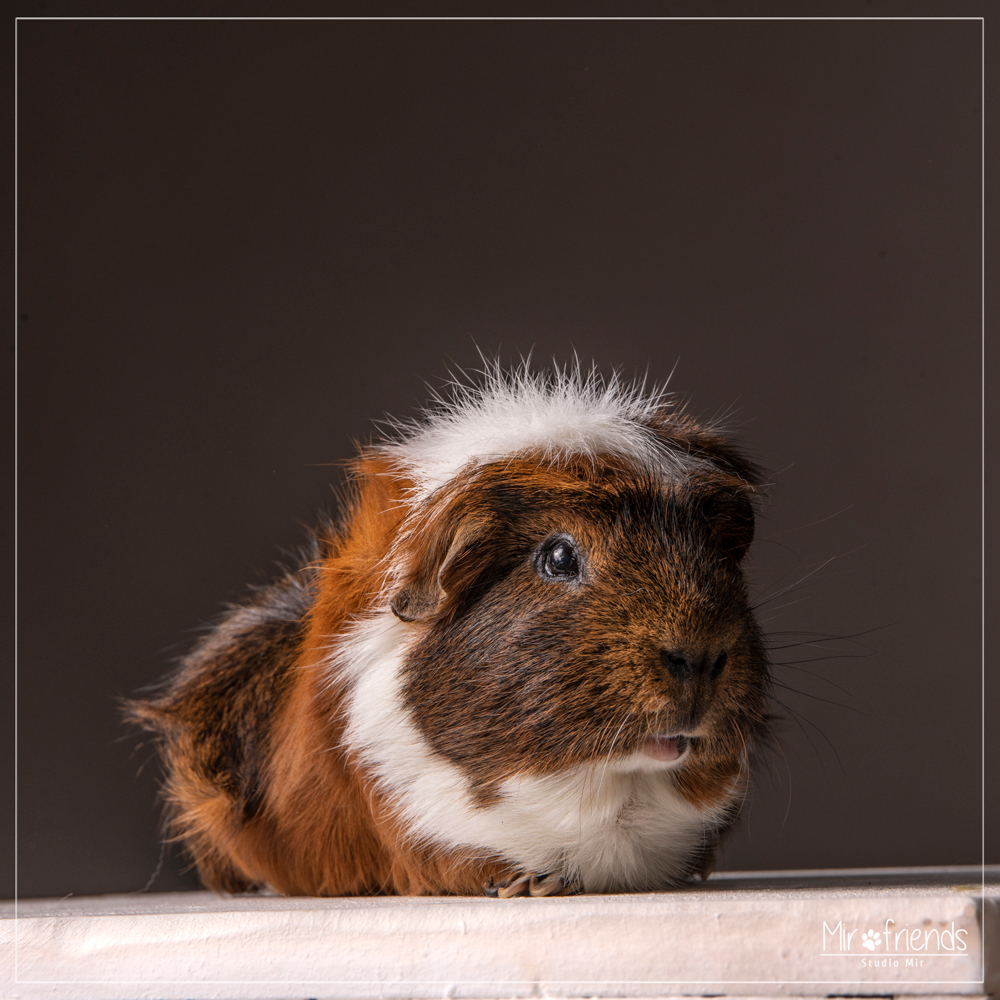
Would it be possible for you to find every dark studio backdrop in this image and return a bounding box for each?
[11,13,990,900]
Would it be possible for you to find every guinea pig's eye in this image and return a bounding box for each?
[539,537,581,579]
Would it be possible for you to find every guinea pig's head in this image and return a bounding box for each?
[386,444,769,810]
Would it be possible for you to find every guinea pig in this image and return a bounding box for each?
[128,363,771,898]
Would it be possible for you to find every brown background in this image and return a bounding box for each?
[11,10,993,899]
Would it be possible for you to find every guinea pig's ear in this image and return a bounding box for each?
[652,413,763,487]
[389,579,442,622]
[694,484,756,561]
[389,519,487,622]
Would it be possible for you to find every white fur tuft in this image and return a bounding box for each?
[378,359,699,502]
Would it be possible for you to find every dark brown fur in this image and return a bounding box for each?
[127,415,769,896]
[395,457,767,811]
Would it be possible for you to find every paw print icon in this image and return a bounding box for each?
[861,930,882,951]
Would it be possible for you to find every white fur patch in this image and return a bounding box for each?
[378,361,703,502]
[338,611,730,892]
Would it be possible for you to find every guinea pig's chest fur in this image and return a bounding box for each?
[342,610,731,892]
[129,364,770,897]
[338,465,755,892]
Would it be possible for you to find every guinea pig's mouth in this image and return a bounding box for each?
[639,734,691,762]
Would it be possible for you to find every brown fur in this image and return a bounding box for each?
[127,415,770,896]
[391,457,766,809]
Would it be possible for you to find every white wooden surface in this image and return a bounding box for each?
[1,866,996,1000]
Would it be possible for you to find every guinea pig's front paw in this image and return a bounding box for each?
[483,872,583,898]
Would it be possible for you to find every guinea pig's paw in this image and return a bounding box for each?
[483,873,530,897]
[483,872,582,898]
[529,872,583,897]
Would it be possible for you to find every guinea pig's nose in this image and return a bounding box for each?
[660,648,728,682]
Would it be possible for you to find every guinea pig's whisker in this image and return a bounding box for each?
[771,663,858,711]
[753,724,796,833]
[777,741,795,835]
[757,596,811,622]
[769,695,846,777]
[594,710,634,799]
[729,722,753,820]
[767,659,870,702]
[578,710,625,819]
[756,505,857,543]
[578,713,617,811]
[775,652,870,666]
[750,555,837,609]
[766,623,891,653]
[767,636,848,652]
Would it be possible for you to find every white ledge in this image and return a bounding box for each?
[1,866,997,1000]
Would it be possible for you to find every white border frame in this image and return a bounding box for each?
[11,12,988,992]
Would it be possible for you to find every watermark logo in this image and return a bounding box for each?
[822,919,969,968]
[860,930,881,951]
